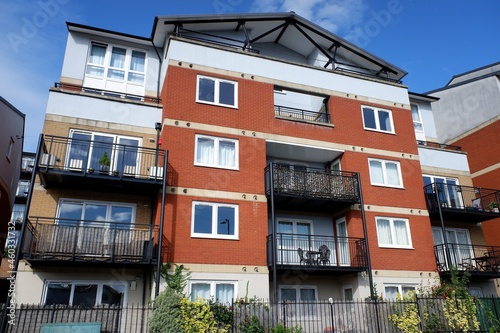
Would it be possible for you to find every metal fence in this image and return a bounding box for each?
[1,297,499,333]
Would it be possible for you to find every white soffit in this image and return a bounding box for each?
[266,140,343,163]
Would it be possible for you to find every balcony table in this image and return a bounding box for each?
[474,255,499,271]
[305,251,321,265]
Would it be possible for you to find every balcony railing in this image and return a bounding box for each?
[274,105,330,124]
[434,243,500,277]
[424,183,500,222]
[265,163,359,202]
[38,135,166,182]
[267,233,367,271]
[23,217,159,266]
[417,140,462,151]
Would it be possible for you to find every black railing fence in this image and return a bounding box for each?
[1,297,499,333]
[274,105,330,124]
[424,183,500,213]
[434,243,500,274]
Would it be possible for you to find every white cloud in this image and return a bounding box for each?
[250,0,368,35]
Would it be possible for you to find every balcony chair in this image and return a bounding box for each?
[297,247,313,265]
[318,245,331,266]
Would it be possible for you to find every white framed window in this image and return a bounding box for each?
[410,103,424,133]
[85,42,147,84]
[191,201,238,239]
[423,175,462,209]
[189,280,236,304]
[362,106,394,133]
[43,281,127,306]
[376,217,412,248]
[194,134,238,170]
[384,284,416,300]
[368,158,403,187]
[57,198,135,228]
[196,75,238,108]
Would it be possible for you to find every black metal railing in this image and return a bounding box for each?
[23,217,158,264]
[265,163,359,202]
[417,140,462,151]
[267,233,367,270]
[54,82,161,104]
[274,105,330,124]
[4,297,499,333]
[38,135,166,181]
[424,183,500,213]
[434,243,500,274]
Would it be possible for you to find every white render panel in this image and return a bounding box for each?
[418,147,470,172]
[165,40,409,105]
[46,92,161,128]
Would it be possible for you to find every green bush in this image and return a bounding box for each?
[179,298,229,333]
[240,315,265,333]
[148,287,183,333]
[272,323,302,333]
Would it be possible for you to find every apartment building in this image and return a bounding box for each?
[16,12,500,309]
[0,97,25,254]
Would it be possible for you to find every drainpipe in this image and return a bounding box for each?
[155,151,168,297]
[269,163,278,302]
[1,134,43,333]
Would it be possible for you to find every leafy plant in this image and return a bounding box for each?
[160,263,191,294]
[99,152,111,166]
[487,201,499,210]
[388,291,422,333]
[209,300,234,329]
[272,323,302,333]
[240,315,265,333]
[179,297,229,333]
[148,287,183,333]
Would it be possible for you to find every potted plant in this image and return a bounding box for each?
[486,201,499,213]
[88,167,94,174]
[99,152,111,174]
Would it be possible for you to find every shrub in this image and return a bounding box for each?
[179,298,229,333]
[148,287,183,333]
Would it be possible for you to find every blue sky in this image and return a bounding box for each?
[1,0,499,152]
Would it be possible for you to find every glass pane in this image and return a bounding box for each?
[278,222,293,234]
[11,204,25,223]
[218,140,235,167]
[130,51,145,72]
[191,283,211,301]
[73,284,98,306]
[116,138,139,174]
[128,72,144,83]
[102,284,125,305]
[194,204,212,234]
[378,110,392,131]
[90,135,114,171]
[411,104,421,122]
[393,220,409,246]
[402,286,415,295]
[344,288,353,301]
[219,81,235,105]
[196,137,214,165]
[110,206,133,229]
[369,160,384,184]
[109,47,126,69]
[300,288,316,301]
[45,283,71,305]
[362,107,376,129]
[385,286,398,300]
[89,44,106,65]
[68,132,91,169]
[281,288,296,301]
[83,204,107,223]
[86,65,105,76]
[58,202,83,226]
[107,68,125,80]
[198,78,215,102]
[215,284,234,304]
[217,206,235,236]
[377,219,392,245]
[385,162,400,186]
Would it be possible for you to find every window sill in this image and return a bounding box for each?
[370,183,405,190]
[378,245,414,250]
[194,164,239,171]
[363,128,396,135]
[196,100,238,109]
[191,235,239,241]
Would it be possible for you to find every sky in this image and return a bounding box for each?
[1,0,499,152]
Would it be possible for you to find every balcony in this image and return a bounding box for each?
[37,135,167,196]
[424,183,500,223]
[23,217,159,267]
[267,233,368,274]
[265,163,360,212]
[434,244,500,279]
[417,140,461,151]
[274,105,330,124]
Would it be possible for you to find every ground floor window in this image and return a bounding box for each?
[384,284,416,300]
[280,285,317,301]
[43,281,127,306]
[189,280,236,304]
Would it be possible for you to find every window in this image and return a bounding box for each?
[192,201,238,239]
[57,199,135,228]
[44,281,126,306]
[368,159,403,187]
[11,204,25,223]
[195,135,238,170]
[6,137,14,161]
[423,175,462,208]
[280,286,317,302]
[85,42,146,84]
[196,75,238,108]
[376,217,412,248]
[16,180,30,198]
[411,104,424,133]
[384,284,416,300]
[362,106,394,133]
[189,280,236,304]
[67,130,141,175]
[21,155,35,172]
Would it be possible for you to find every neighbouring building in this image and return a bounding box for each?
[0,97,25,255]
[15,12,500,318]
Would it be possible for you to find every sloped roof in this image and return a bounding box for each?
[152,12,407,82]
